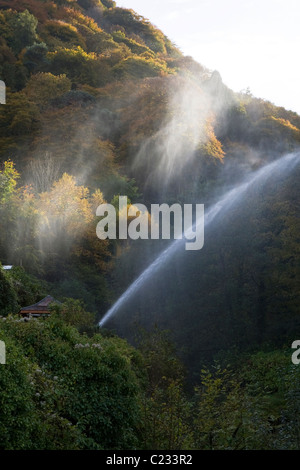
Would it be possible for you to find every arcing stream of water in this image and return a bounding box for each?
[99,152,300,327]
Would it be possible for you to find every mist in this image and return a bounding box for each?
[99,151,300,327]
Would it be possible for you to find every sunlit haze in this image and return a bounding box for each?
[119,0,300,115]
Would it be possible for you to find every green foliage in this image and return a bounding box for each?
[103,8,167,54]
[0,0,300,451]
[24,72,72,106]
[51,298,95,334]
[139,343,300,450]
[81,26,117,54]
[100,174,140,203]
[77,0,103,9]
[193,368,246,450]
[0,42,28,91]
[23,42,49,73]
[136,327,185,392]
[0,160,19,203]
[142,378,193,450]
[47,47,111,86]
[8,10,38,54]
[41,20,86,50]
[46,21,82,44]
[112,30,154,56]
[0,279,300,450]
[113,56,170,79]
[50,89,96,107]
[0,91,40,138]
[101,0,116,7]
[0,332,39,449]
[0,314,142,449]
[7,266,47,307]
[136,328,192,450]
[0,265,19,316]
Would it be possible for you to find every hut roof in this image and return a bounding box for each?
[19,295,61,316]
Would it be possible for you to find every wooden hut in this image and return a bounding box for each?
[19,295,61,317]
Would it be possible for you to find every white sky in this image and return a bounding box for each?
[118,0,300,115]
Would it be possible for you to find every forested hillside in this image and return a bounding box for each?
[0,0,299,450]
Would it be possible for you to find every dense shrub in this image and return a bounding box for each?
[47,47,111,86]
[113,56,169,80]
[0,266,19,316]
[0,314,142,449]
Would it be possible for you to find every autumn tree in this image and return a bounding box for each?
[23,72,71,106]
[0,160,19,203]
[8,10,39,54]
[28,152,62,193]
[37,173,93,248]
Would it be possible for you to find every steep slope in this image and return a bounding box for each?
[0,0,299,365]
